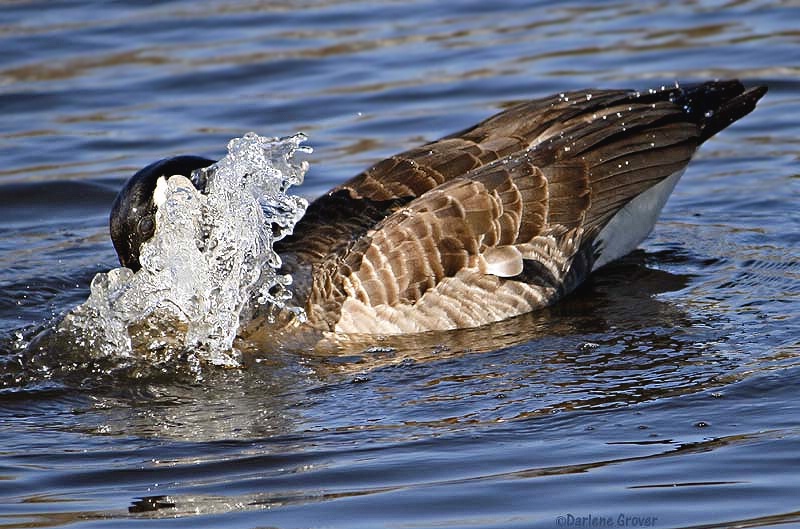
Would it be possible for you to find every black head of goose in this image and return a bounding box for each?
[111,80,766,335]
[110,155,215,271]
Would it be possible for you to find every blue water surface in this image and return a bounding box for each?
[1,1,798,528]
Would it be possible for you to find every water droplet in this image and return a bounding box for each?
[704,109,715,118]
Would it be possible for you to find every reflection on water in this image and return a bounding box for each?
[0,0,798,528]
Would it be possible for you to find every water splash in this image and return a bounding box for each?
[57,133,310,367]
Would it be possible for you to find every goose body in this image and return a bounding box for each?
[111,80,766,337]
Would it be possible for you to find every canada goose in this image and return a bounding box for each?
[111,80,766,336]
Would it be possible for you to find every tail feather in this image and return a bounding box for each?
[667,80,768,143]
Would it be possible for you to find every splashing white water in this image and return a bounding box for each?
[58,133,310,367]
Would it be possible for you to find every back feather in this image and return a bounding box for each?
[278,80,766,332]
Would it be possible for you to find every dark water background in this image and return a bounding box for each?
[1,1,799,528]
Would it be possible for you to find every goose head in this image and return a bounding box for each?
[109,156,214,271]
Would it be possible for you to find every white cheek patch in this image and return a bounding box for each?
[153,175,170,209]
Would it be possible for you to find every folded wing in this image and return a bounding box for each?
[285,81,766,333]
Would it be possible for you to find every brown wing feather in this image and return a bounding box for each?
[279,87,647,269]
[289,81,766,333]
[306,154,579,332]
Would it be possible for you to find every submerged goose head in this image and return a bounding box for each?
[110,155,214,271]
